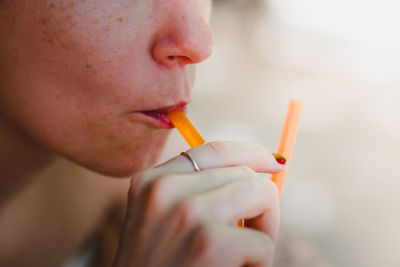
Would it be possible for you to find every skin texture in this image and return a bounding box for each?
[0,1,285,267]
[0,0,212,179]
[114,141,284,267]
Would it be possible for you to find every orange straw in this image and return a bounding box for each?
[167,110,205,148]
[271,99,303,197]
[167,110,245,227]
[167,99,302,227]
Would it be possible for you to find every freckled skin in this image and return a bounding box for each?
[0,0,213,177]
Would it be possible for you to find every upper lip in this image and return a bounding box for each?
[140,101,188,113]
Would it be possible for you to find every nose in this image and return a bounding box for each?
[151,3,213,68]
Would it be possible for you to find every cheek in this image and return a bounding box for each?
[2,1,169,176]
[30,2,130,82]
[36,2,153,110]
[15,1,150,124]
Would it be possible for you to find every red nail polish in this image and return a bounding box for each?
[273,153,286,164]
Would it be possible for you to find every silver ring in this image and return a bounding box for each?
[180,151,201,172]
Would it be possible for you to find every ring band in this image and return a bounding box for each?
[180,151,201,172]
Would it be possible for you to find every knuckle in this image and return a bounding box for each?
[245,141,268,155]
[248,141,262,150]
[174,197,201,228]
[128,171,147,199]
[251,142,270,154]
[191,224,217,257]
[206,140,230,156]
[241,177,260,192]
[235,233,274,267]
[237,165,257,178]
[251,178,279,205]
[144,175,175,213]
[264,179,279,200]
[259,234,275,264]
[260,231,274,247]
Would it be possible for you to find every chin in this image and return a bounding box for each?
[80,133,169,178]
[88,158,157,178]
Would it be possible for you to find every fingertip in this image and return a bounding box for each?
[273,153,286,165]
[267,153,287,174]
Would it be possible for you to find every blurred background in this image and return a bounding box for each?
[157,0,400,266]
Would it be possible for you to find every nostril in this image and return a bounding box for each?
[152,22,212,67]
[164,55,191,66]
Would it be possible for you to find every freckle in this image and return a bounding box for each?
[94,18,99,24]
[104,25,110,32]
[58,4,66,13]
[182,15,186,19]
[86,64,91,69]
[49,3,55,9]
[48,39,54,44]
[40,18,49,25]
[60,43,70,51]
[118,17,123,22]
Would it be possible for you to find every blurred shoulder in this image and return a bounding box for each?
[68,171,130,267]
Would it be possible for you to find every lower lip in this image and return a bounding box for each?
[139,111,175,129]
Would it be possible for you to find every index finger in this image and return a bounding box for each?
[153,141,286,175]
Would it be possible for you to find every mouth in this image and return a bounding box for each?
[138,101,188,129]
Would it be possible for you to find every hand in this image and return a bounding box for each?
[113,141,286,267]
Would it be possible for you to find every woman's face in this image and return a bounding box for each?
[0,0,213,176]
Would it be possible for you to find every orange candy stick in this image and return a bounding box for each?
[271,99,303,197]
[167,110,205,148]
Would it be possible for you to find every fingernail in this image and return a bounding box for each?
[273,153,286,164]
